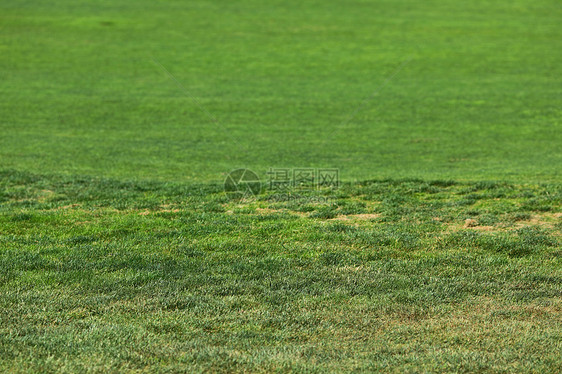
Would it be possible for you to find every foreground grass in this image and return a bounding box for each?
[0,170,560,372]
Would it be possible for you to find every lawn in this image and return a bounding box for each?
[0,172,561,372]
[1,0,561,182]
[1,0,561,372]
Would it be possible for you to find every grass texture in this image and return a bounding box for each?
[1,0,561,182]
[0,170,560,372]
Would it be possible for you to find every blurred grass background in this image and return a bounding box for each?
[1,0,560,183]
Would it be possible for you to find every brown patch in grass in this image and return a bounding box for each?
[444,212,561,235]
[464,218,478,228]
[329,213,380,221]
[471,225,496,231]
[514,213,560,231]
[255,208,281,214]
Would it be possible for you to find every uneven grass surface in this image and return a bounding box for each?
[1,0,561,182]
[1,170,560,372]
[1,0,561,372]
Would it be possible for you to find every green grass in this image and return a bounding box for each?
[1,0,561,182]
[0,170,561,372]
[1,0,562,372]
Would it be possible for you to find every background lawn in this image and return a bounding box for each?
[1,0,561,183]
[0,0,561,373]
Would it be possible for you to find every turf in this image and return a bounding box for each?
[1,0,561,372]
[0,171,561,372]
[1,0,561,182]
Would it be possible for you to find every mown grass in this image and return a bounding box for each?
[1,0,561,182]
[1,2,561,371]
[0,170,560,372]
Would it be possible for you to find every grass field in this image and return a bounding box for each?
[1,172,561,372]
[1,0,561,182]
[1,0,561,372]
